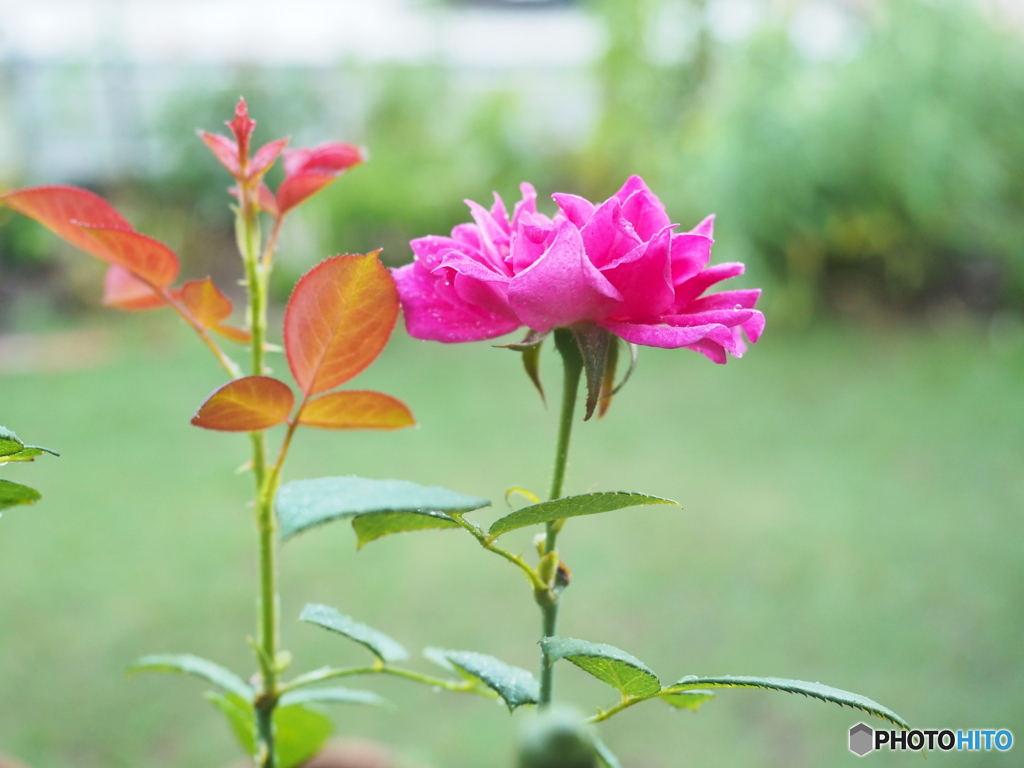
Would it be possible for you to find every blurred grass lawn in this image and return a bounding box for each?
[1,316,1022,768]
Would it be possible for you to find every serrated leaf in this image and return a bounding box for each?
[541,637,660,697]
[1,186,134,263]
[75,223,179,288]
[284,253,398,396]
[660,689,715,711]
[276,476,489,541]
[179,277,233,327]
[299,603,409,663]
[352,509,460,548]
[424,648,538,711]
[279,686,393,710]
[129,653,253,699]
[571,323,612,421]
[0,426,24,457]
[665,676,909,729]
[298,390,415,430]
[489,492,678,538]
[0,480,41,511]
[593,737,622,768]
[191,376,295,432]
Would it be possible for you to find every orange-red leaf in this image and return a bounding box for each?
[1,186,132,260]
[75,224,179,287]
[284,253,398,396]
[276,173,336,215]
[212,324,252,344]
[180,277,233,326]
[191,376,294,432]
[298,390,415,430]
[102,265,167,311]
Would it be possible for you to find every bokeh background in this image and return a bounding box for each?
[1,0,1023,766]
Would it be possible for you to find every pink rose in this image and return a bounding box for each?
[392,176,763,364]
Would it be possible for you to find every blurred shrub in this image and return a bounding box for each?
[586,0,1024,325]
[5,0,1024,328]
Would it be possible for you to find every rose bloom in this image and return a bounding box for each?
[392,176,763,363]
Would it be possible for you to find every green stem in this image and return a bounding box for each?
[538,328,583,708]
[238,191,278,768]
[587,693,649,723]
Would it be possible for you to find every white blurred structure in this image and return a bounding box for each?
[0,0,605,181]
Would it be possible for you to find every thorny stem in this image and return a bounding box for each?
[236,180,279,768]
[538,328,583,708]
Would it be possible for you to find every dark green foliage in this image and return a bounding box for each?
[275,476,489,540]
[489,492,678,538]
[299,604,409,663]
[424,648,539,711]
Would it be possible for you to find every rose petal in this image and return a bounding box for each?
[393,263,520,342]
[670,232,713,285]
[619,188,671,240]
[510,213,557,272]
[599,226,675,319]
[552,192,596,228]
[580,196,642,269]
[464,199,511,274]
[600,320,734,350]
[511,182,539,229]
[689,214,716,238]
[741,310,766,343]
[686,288,762,312]
[508,220,622,333]
[410,235,463,271]
[663,308,754,328]
[672,262,746,309]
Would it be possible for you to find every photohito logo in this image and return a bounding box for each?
[848,723,1013,756]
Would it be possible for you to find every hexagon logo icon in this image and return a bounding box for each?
[849,723,874,756]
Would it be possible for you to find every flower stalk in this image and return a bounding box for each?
[538,328,584,708]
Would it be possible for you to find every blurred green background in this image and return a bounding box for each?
[2,0,1023,766]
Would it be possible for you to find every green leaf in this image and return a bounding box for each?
[299,603,409,663]
[593,737,622,768]
[276,476,490,540]
[275,704,333,768]
[0,480,41,511]
[279,686,393,710]
[0,426,23,458]
[571,323,613,421]
[206,693,333,768]
[541,637,661,697]
[424,648,539,711]
[665,676,909,729]
[489,492,679,538]
[0,448,43,464]
[129,654,253,699]
[660,689,715,711]
[351,509,461,548]
[206,692,256,757]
